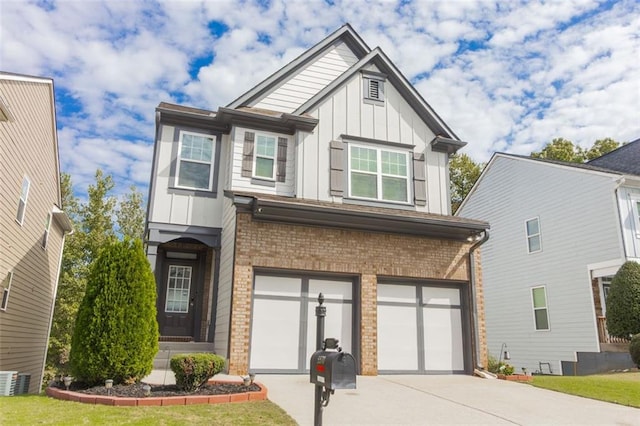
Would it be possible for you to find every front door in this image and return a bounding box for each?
[158,259,200,338]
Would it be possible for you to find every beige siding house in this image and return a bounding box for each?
[0,72,72,394]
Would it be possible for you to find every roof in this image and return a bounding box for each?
[587,139,640,176]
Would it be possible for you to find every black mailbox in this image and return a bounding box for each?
[310,350,357,390]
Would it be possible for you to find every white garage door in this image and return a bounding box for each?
[377,283,465,374]
[249,275,353,373]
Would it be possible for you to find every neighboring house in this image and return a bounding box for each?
[0,72,72,393]
[457,142,640,375]
[145,24,490,376]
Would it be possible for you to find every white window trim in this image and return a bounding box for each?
[525,217,542,254]
[165,265,192,314]
[42,212,52,250]
[600,276,613,317]
[174,130,215,191]
[347,143,412,205]
[16,176,30,226]
[1,271,13,312]
[531,286,550,331]
[631,197,640,239]
[253,133,277,181]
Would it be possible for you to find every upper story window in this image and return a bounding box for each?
[525,217,542,253]
[241,131,288,184]
[632,198,640,238]
[16,176,30,226]
[255,135,277,179]
[42,212,52,249]
[1,271,13,311]
[362,71,386,105]
[175,131,215,190]
[531,286,550,331]
[348,144,410,203]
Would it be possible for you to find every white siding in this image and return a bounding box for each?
[458,156,623,374]
[617,185,640,259]
[253,41,359,113]
[299,68,448,213]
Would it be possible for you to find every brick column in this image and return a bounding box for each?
[360,274,378,375]
[227,264,253,375]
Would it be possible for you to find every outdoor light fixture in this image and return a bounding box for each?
[105,379,113,396]
[63,376,72,391]
[242,375,251,386]
[498,343,510,365]
[249,373,256,384]
[142,384,151,397]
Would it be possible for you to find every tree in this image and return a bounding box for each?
[116,185,146,240]
[531,138,586,163]
[585,138,620,161]
[450,153,483,213]
[606,261,640,338]
[79,169,117,262]
[69,238,158,385]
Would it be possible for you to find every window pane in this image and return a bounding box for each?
[382,176,408,202]
[181,134,213,162]
[532,287,546,308]
[351,172,377,198]
[255,157,274,178]
[528,235,541,252]
[178,161,211,189]
[351,147,377,172]
[381,151,407,176]
[256,136,276,157]
[526,218,539,236]
[535,309,549,330]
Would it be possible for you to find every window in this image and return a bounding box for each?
[1,272,13,311]
[254,134,277,179]
[531,286,550,330]
[42,212,52,249]
[349,145,410,203]
[633,199,640,238]
[16,176,30,225]
[165,265,192,313]
[525,217,541,253]
[175,131,215,190]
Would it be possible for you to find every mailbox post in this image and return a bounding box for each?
[310,293,357,426]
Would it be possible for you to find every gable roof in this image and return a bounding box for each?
[587,138,640,176]
[227,24,460,142]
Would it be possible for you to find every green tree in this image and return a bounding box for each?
[531,138,586,163]
[586,138,620,161]
[450,153,483,213]
[606,261,640,338]
[116,185,146,240]
[79,169,117,263]
[69,238,158,385]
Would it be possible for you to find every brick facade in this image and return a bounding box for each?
[227,212,487,375]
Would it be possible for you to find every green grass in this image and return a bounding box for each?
[0,395,297,425]
[531,372,640,408]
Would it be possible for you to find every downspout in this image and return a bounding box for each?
[468,230,490,371]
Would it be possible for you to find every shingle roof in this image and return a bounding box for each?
[587,138,640,176]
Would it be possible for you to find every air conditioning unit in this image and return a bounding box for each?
[15,373,31,395]
[0,371,17,396]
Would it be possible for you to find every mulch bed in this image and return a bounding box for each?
[52,381,261,398]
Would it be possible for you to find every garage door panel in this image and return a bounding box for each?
[306,302,352,365]
[378,283,416,303]
[423,307,464,371]
[250,298,301,369]
[422,286,460,306]
[378,305,419,371]
[254,276,302,297]
[309,279,352,300]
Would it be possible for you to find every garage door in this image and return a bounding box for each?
[249,274,353,373]
[377,283,466,374]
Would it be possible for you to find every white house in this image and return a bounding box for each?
[457,143,640,375]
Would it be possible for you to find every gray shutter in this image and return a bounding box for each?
[241,131,255,177]
[413,152,427,206]
[330,140,344,196]
[276,137,287,182]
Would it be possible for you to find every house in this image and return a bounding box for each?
[457,143,640,375]
[0,72,72,393]
[145,24,490,376]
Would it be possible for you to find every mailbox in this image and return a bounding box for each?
[310,350,357,390]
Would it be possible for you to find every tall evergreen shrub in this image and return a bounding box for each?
[69,238,159,385]
[606,261,640,338]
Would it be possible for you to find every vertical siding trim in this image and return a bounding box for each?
[241,132,255,177]
[330,140,345,196]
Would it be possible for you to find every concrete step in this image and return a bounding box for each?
[153,342,216,370]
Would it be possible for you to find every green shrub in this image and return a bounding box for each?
[170,353,225,392]
[630,334,640,367]
[69,238,159,386]
[606,261,640,338]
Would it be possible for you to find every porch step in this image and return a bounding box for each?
[153,342,216,370]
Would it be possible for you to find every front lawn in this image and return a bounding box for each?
[0,395,297,425]
[531,372,640,408]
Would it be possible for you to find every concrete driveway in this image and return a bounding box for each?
[259,375,639,425]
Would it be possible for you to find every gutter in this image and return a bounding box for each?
[468,230,490,370]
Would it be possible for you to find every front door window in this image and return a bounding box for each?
[165,265,192,313]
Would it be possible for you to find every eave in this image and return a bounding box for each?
[431,136,467,154]
[216,107,318,134]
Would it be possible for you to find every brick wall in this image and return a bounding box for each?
[227,212,486,375]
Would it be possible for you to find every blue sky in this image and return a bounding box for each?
[2,0,639,201]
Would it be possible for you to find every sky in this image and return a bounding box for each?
[1,0,639,202]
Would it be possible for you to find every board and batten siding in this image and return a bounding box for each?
[253,40,359,113]
[0,77,66,393]
[213,196,237,360]
[298,67,450,214]
[618,185,640,259]
[458,156,623,374]
[147,123,225,228]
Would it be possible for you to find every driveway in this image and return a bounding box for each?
[259,375,639,425]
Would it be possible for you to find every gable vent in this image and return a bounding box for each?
[369,79,380,100]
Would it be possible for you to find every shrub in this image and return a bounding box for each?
[170,353,225,392]
[69,238,159,386]
[630,334,640,367]
[606,261,640,338]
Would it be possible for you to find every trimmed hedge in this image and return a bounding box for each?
[606,261,640,338]
[170,353,225,392]
[630,334,640,367]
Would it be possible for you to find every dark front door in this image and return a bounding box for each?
[158,259,200,338]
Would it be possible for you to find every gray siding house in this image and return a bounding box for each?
[457,147,640,375]
[0,72,72,393]
[145,25,490,376]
